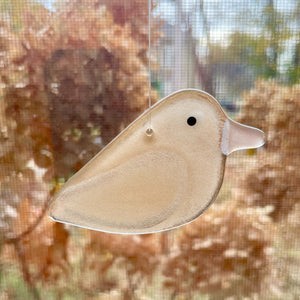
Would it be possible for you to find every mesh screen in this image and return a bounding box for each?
[0,0,299,299]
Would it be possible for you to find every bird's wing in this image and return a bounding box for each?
[50,150,189,234]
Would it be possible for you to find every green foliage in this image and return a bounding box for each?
[0,264,36,300]
[217,26,289,79]
[0,0,43,31]
[287,42,300,84]
[209,0,293,81]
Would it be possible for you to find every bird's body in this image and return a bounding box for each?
[49,89,264,234]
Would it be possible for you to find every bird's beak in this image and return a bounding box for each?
[221,118,265,155]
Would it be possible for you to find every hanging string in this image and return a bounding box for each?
[148,0,152,111]
[146,0,153,137]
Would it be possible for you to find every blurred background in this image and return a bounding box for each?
[0,0,299,299]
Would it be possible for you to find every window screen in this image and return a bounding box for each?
[0,0,299,299]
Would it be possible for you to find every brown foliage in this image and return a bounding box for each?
[82,232,161,297]
[238,80,300,155]
[163,204,274,298]
[2,0,158,180]
[13,201,69,284]
[0,0,159,292]
[237,80,300,220]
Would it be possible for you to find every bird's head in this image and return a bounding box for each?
[145,89,264,157]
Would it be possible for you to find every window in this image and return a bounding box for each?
[0,0,299,299]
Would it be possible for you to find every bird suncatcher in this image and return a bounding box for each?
[49,89,265,234]
[48,1,264,234]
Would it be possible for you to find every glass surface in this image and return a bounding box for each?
[49,89,264,234]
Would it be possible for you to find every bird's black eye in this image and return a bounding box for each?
[187,116,197,126]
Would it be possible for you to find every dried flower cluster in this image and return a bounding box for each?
[163,204,274,298]
[0,0,159,292]
[13,202,69,284]
[237,80,300,220]
[82,232,161,298]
